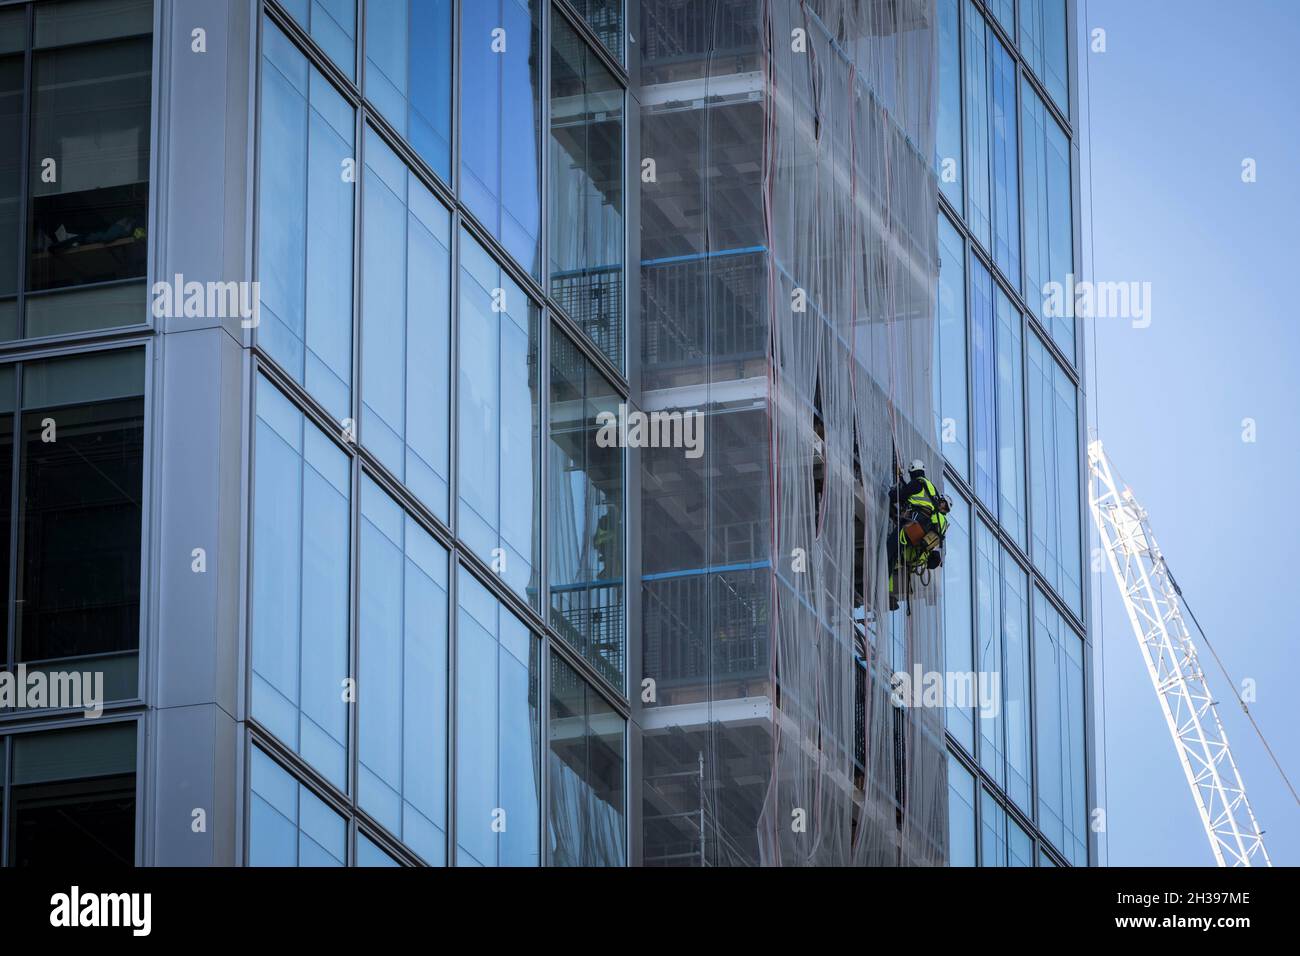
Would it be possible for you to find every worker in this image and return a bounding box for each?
[887,459,950,610]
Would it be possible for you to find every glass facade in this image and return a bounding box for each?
[2,0,1092,872]
[935,0,1088,867]
[245,0,629,868]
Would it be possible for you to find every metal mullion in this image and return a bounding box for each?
[538,0,551,864]
[445,168,461,867]
[450,0,461,196]
[347,10,365,850]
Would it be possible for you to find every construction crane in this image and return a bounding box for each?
[1088,439,1271,867]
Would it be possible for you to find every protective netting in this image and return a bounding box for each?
[640,0,945,866]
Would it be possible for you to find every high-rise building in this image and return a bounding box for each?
[0,0,1088,868]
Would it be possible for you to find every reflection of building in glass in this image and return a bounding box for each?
[0,0,1087,870]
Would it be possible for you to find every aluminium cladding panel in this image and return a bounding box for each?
[145,0,257,866]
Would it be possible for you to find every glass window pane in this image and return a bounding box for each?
[569,0,623,62]
[258,21,355,421]
[995,288,1026,547]
[935,0,961,208]
[942,493,973,752]
[460,0,542,276]
[251,375,351,791]
[974,519,1003,787]
[457,230,540,607]
[1002,546,1031,813]
[970,257,996,507]
[549,331,624,686]
[1009,816,1034,867]
[455,568,541,867]
[1027,332,1081,615]
[16,349,145,703]
[8,722,136,866]
[548,653,625,866]
[946,754,976,867]
[359,476,449,865]
[1022,81,1074,360]
[936,215,968,477]
[1020,0,1068,113]
[250,746,346,867]
[24,0,151,336]
[361,128,452,519]
[989,33,1019,288]
[364,0,451,180]
[550,13,624,368]
[1034,588,1087,865]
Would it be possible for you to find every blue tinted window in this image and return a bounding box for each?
[942,494,973,752]
[361,128,452,519]
[1034,588,1087,865]
[963,3,989,248]
[1022,82,1074,360]
[455,568,541,867]
[1020,0,1068,113]
[460,0,542,276]
[1002,546,1031,814]
[936,215,968,478]
[359,476,449,865]
[970,258,996,508]
[549,13,624,368]
[548,653,625,866]
[1027,332,1081,615]
[250,747,346,867]
[974,519,1003,788]
[1009,816,1034,867]
[988,0,1014,35]
[549,332,624,685]
[458,230,540,607]
[989,35,1019,288]
[935,0,962,208]
[281,0,356,79]
[980,788,1007,866]
[258,21,355,421]
[947,756,977,867]
[364,0,452,179]
[995,288,1027,547]
[252,375,351,791]
[964,6,1019,285]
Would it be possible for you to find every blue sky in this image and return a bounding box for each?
[1081,0,1300,865]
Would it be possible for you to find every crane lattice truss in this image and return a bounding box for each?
[1088,440,1270,867]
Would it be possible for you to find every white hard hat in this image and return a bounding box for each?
[908,459,926,474]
